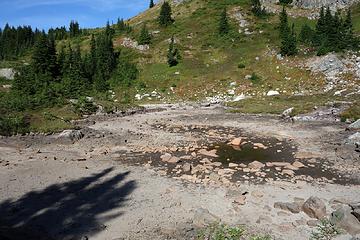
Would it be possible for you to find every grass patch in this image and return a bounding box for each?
[340,101,360,122]
[227,94,333,115]
[196,223,273,240]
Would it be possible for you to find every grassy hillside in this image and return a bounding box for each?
[1,0,359,133]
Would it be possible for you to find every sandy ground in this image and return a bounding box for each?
[0,104,359,240]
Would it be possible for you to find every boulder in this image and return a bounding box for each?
[198,149,219,158]
[302,196,327,219]
[230,138,242,146]
[253,143,267,149]
[161,153,180,163]
[193,208,220,227]
[346,132,360,147]
[282,107,294,118]
[57,130,84,142]
[248,161,265,169]
[182,163,192,173]
[282,169,295,176]
[274,202,301,214]
[348,119,360,130]
[267,90,280,96]
[0,68,16,80]
[292,161,305,168]
[330,205,360,235]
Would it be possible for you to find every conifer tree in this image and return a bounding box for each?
[167,36,180,67]
[159,2,174,27]
[279,8,297,56]
[150,0,155,8]
[218,8,230,35]
[105,21,115,37]
[279,7,288,39]
[251,0,266,17]
[299,24,314,44]
[138,24,152,45]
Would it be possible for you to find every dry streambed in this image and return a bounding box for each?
[0,105,359,240]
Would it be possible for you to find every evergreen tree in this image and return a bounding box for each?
[279,7,288,39]
[105,21,115,37]
[138,24,152,45]
[218,8,230,35]
[69,20,81,38]
[279,9,297,56]
[159,2,174,27]
[167,36,180,67]
[32,32,58,76]
[150,0,155,8]
[342,9,358,50]
[251,0,266,17]
[299,24,314,44]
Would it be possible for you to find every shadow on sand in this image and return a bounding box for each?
[0,167,136,240]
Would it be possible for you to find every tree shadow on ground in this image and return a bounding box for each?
[0,167,136,240]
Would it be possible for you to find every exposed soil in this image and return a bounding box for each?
[0,104,359,240]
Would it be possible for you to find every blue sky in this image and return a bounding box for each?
[0,0,155,30]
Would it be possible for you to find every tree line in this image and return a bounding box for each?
[279,7,358,56]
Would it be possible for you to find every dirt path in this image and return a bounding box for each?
[0,104,359,240]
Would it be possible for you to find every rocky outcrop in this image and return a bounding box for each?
[0,68,16,80]
[292,0,359,9]
[302,196,327,219]
[330,205,360,235]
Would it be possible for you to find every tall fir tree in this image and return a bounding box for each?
[159,2,174,27]
[138,24,152,45]
[150,0,155,8]
[279,8,297,56]
[218,8,230,35]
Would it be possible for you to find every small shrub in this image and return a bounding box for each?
[250,72,261,84]
[250,235,272,240]
[310,219,342,240]
[197,223,245,240]
[238,63,246,69]
[0,114,30,136]
[73,97,98,115]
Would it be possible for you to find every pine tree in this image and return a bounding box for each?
[279,9,297,56]
[117,18,126,31]
[105,21,115,37]
[251,0,266,17]
[32,33,57,76]
[69,20,81,38]
[299,24,314,44]
[167,35,180,67]
[279,7,288,39]
[159,2,174,27]
[150,0,155,8]
[342,9,358,50]
[219,8,230,35]
[138,24,152,45]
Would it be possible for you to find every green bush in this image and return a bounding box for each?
[0,115,30,136]
[73,97,98,115]
[238,63,246,69]
[197,223,245,240]
[310,219,342,240]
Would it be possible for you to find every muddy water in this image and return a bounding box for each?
[115,124,358,185]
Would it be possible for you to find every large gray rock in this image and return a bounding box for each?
[274,202,301,214]
[346,132,360,148]
[0,68,16,80]
[348,120,360,130]
[302,196,327,219]
[57,130,84,142]
[293,0,359,9]
[330,205,360,236]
